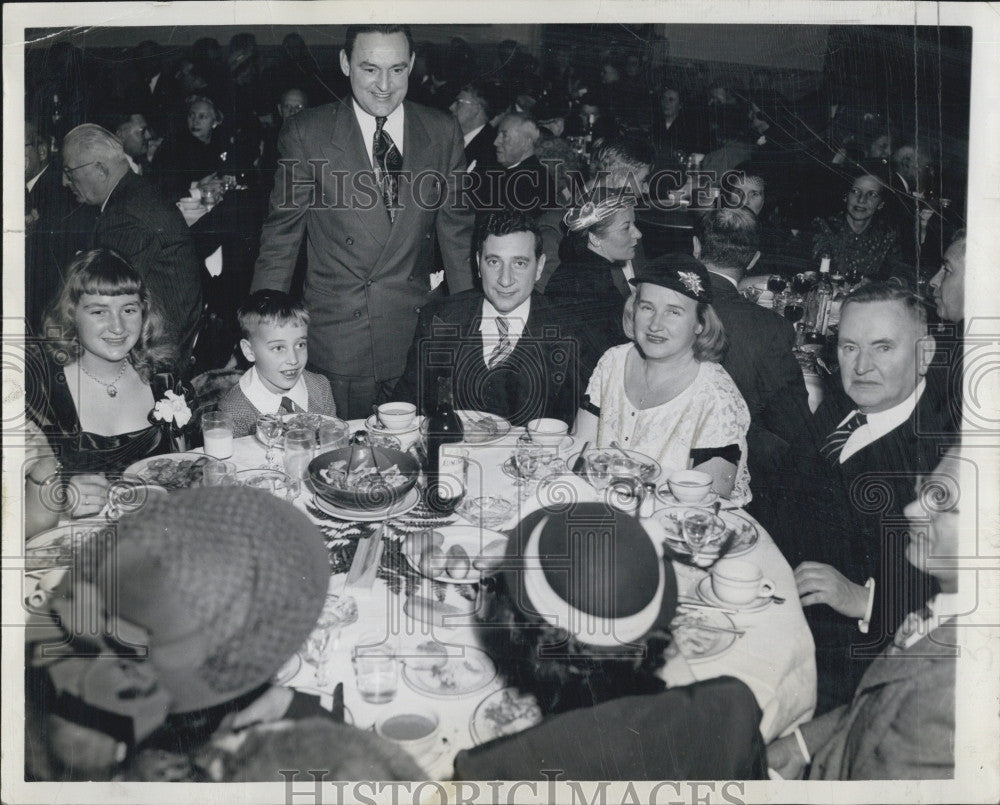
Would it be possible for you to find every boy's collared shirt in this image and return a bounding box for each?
[239,367,309,415]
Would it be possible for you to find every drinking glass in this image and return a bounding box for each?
[513,443,541,499]
[766,274,787,294]
[318,419,350,451]
[585,451,612,492]
[202,411,234,459]
[682,511,716,555]
[256,413,283,468]
[784,302,804,325]
[283,427,315,481]
[352,636,399,704]
[202,459,238,487]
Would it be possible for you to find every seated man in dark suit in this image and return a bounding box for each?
[61,124,203,366]
[491,112,557,213]
[769,447,961,780]
[784,282,952,713]
[692,208,812,517]
[394,210,581,427]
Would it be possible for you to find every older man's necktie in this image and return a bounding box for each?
[373,116,402,222]
[820,411,867,463]
[487,316,512,369]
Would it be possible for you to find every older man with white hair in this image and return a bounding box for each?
[492,111,557,213]
[62,124,202,362]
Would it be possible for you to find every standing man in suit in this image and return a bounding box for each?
[394,211,580,427]
[692,209,812,513]
[790,282,952,712]
[250,25,474,420]
[61,124,202,362]
[449,82,499,212]
[769,447,961,780]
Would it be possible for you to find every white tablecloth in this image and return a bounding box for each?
[213,421,815,775]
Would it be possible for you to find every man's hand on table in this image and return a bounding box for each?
[793,561,868,619]
[766,733,808,779]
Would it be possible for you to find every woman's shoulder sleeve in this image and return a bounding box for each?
[585,344,626,407]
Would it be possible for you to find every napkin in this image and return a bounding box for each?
[205,246,223,278]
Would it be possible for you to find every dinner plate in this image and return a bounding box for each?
[567,446,661,484]
[311,487,420,521]
[670,608,739,662]
[469,687,542,745]
[123,452,212,490]
[696,576,772,613]
[253,413,350,449]
[25,522,114,570]
[420,410,511,445]
[402,525,508,584]
[402,643,497,698]
[365,414,424,436]
[654,506,759,559]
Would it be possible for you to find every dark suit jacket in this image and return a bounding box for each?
[786,382,951,711]
[496,154,557,213]
[453,676,766,780]
[393,291,581,427]
[463,122,498,175]
[808,621,956,779]
[92,171,203,354]
[707,272,812,477]
[26,164,97,331]
[251,99,475,380]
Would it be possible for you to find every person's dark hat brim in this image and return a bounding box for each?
[629,253,713,304]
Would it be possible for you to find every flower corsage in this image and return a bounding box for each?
[149,377,196,452]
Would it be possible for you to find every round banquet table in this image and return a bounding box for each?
[205,419,816,777]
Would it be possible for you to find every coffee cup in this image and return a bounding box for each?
[668,469,713,504]
[711,558,775,605]
[375,708,439,755]
[377,402,416,431]
[526,418,569,449]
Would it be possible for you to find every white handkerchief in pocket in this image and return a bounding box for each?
[205,245,223,277]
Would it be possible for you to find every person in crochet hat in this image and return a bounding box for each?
[26,486,334,780]
[455,502,766,780]
[574,251,754,506]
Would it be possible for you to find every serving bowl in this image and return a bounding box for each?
[308,445,419,511]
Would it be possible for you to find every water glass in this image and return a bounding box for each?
[352,637,399,704]
[682,510,723,555]
[283,427,315,480]
[585,451,612,491]
[202,459,238,487]
[318,420,350,451]
[202,411,234,459]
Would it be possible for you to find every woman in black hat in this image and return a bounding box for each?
[453,504,766,780]
[573,253,752,504]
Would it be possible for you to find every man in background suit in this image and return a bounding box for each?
[492,111,557,213]
[251,25,474,419]
[450,82,499,181]
[693,209,812,515]
[788,282,952,713]
[394,211,580,427]
[61,124,202,361]
[769,447,961,780]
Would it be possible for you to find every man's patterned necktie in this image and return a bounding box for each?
[373,116,402,222]
[820,411,867,463]
[487,316,512,369]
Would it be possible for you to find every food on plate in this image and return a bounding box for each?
[317,456,408,494]
[419,545,447,577]
[461,415,500,443]
[409,642,489,691]
[135,456,210,490]
[404,529,444,557]
[446,544,471,579]
[482,689,542,731]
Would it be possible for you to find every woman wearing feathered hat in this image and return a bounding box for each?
[454,503,766,779]
[573,253,752,505]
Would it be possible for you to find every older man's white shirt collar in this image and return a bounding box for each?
[352,100,405,169]
[479,297,530,365]
[100,172,128,214]
[239,366,310,415]
[463,123,485,147]
[839,379,926,462]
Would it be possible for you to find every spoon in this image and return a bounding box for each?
[609,440,632,461]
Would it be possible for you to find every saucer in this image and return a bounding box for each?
[366,414,422,436]
[696,576,771,613]
[312,487,420,521]
[655,487,719,507]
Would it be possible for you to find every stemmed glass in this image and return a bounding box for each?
[766,274,787,294]
[256,412,284,469]
[513,443,541,499]
[682,511,715,557]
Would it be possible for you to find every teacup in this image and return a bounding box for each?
[526,418,569,449]
[711,558,775,605]
[377,402,416,431]
[668,469,713,504]
[375,708,439,755]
